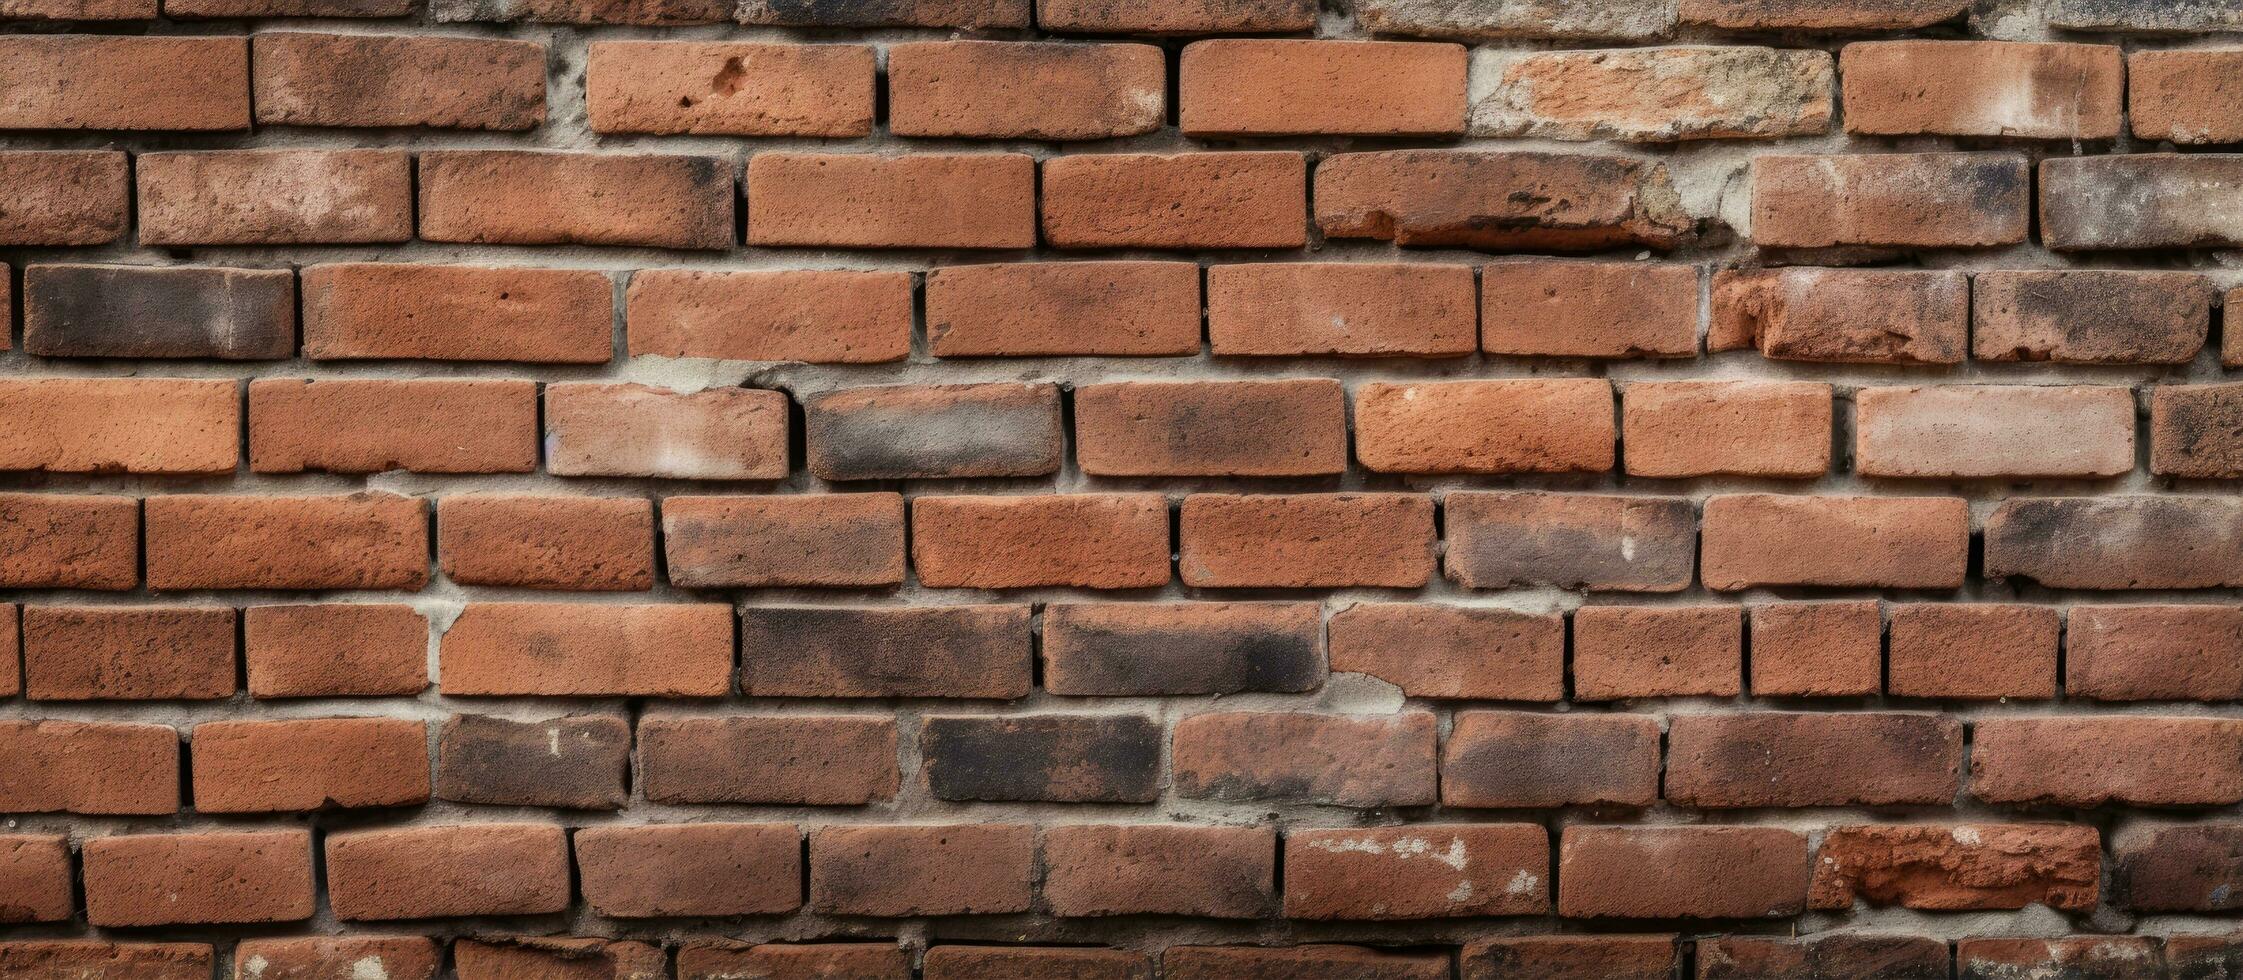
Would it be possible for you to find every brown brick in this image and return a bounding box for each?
[0,836,72,924]
[664,493,904,588]
[0,151,128,245]
[806,383,1061,481]
[234,939,443,980]
[1442,711,1660,809]
[920,715,1160,802]
[463,0,723,23]
[1710,267,1968,364]
[2069,605,2243,701]
[2167,937,2243,976]
[926,261,1201,358]
[1974,716,2243,806]
[1888,604,2059,700]
[628,271,910,364]
[25,264,293,360]
[2155,383,2243,477]
[419,150,734,248]
[1356,380,1614,474]
[1038,0,1312,33]
[1481,261,1699,358]
[325,824,570,920]
[303,263,613,363]
[192,718,428,813]
[0,720,179,814]
[244,604,428,699]
[1701,494,1969,590]
[1180,493,1434,589]
[1043,825,1274,918]
[1462,936,1678,980]
[577,823,801,917]
[1166,946,1449,980]
[438,495,653,591]
[1698,935,1950,980]
[250,379,538,474]
[1750,601,1883,698]
[1041,152,1307,249]
[1173,711,1437,808]
[1444,492,1696,592]
[1287,825,1547,920]
[1328,604,1562,701]
[1842,41,2122,139]
[1318,150,1689,251]
[440,603,733,697]
[0,943,211,980]
[737,0,1026,26]
[0,378,237,474]
[914,494,1169,589]
[453,939,665,980]
[1558,826,1809,918]
[809,824,1033,916]
[1572,605,1742,700]
[587,41,872,136]
[2043,155,2243,251]
[0,36,247,130]
[145,493,427,591]
[1957,938,2163,980]
[23,606,234,701]
[1472,46,1832,142]
[1622,381,1831,479]
[739,605,1030,699]
[747,152,1033,248]
[1182,40,1464,137]
[1986,496,2243,589]
[1973,269,2210,364]
[892,41,1163,140]
[177,0,401,16]
[2133,49,2243,144]
[1666,712,1962,807]
[638,715,898,805]
[1751,152,2028,248]
[436,714,628,809]
[0,606,13,698]
[1681,0,1969,28]
[254,32,546,130]
[546,384,790,479]
[138,150,409,245]
[1856,385,2135,479]
[0,0,151,18]
[83,830,312,927]
[1043,602,1323,696]
[679,944,910,980]
[0,493,136,589]
[1075,380,1348,476]
[924,947,1150,980]
[1207,263,1476,357]
[1811,823,2099,911]
[2114,824,2243,912]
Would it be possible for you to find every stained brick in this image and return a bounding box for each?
[0,836,71,923]
[587,41,873,136]
[891,41,1163,140]
[577,823,801,917]
[1181,40,1467,137]
[0,493,137,590]
[1074,380,1348,476]
[806,383,1062,480]
[746,152,1034,249]
[1751,152,2029,248]
[1285,824,1548,919]
[191,718,428,813]
[1985,496,2243,589]
[809,824,1034,916]
[1711,267,1968,365]
[2113,824,2243,911]
[1665,712,1962,807]
[913,494,1170,590]
[82,830,313,927]
[1442,711,1661,809]
[1042,152,1307,249]
[0,36,247,130]
[2154,383,2243,478]
[1842,41,2122,139]
[138,150,411,245]
[25,265,293,360]
[1327,604,1563,700]
[2043,155,2243,251]
[303,263,614,364]
[23,606,235,701]
[1444,492,1696,592]
[2132,49,2243,144]
[1318,150,1689,251]
[664,493,904,588]
[920,715,1161,802]
[0,151,129,245]
[626,269,910,363]
[1681,0,1969,28]
[545,384,790,479]
[244,604,428,699]
[1855,385,2136,479]
[1037,0,1313,33]
[1043,825,1274,918]
[250,379,538,474]
[1472,47,1832,142]
[1558,826,1809,919]
[436,714,628,809]
[1180,493,1434,589]
[419,150,735,248]
[145,493,428,591]
[1356,0,1674,39]
[1042,602,1324,696]
[2049,0,2243,31]
[441,603,733,697]
[253,33,546,130]
[1208,263,1477,357]
[638,715,898,805]
[925,261,1202,358]
[1956,938,2165,980]
[1973,269,2210,364]
[737,605,1030,699]
[1172,711,1437,808]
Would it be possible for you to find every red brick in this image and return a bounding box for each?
[2114,825,2243,912]
[746,152,1033,248]
[1976,716,2243,806]
[926,261,1201,357]
[1286,824,1547,919]
[0,943,211,979]
[439,602,732,697]
[679,944,909,980]
[1037,0,1313,33]
[137,150,409,244]
[1173,711,1437,807]
[83,830,312,927]
[0,0,151,17]
[626,269,910,363]
[0,720,179,814]
[1842,41,2122,139]
[1444,491,1697,592]
[1558,826,1809,918]
[806,383,1062,480]
[664,493,904,588]
[1985,496,2243,590]
[1811,823,2099,911]
[737,0,1025,25]
[191,718,426,813]
[1973,269,2210,364]
[2044,155,2243,251]
[739,605,1030,699]
[1043,825,1274,918]
[2132,48,2243,144]
[1042,602,1322,696]
[545,384,790,479]
[0,378,237,474]
[173,0,399,15]
[923,947,1150,980]
[1681,0,1968,28]
[1180,493,1434,589]
[453,939,664,980]
[1075,380,1347,476]
[1317,150,1690,251]
[303,263,613,363]
[1481,261,1698,358]
[0,36,247,130]
[1698,935,1950,980]
[1701,494,1969,590]
[1165,946,1449,980]
[1710,267,1968,364]
[0,836,70,924]
[0,493,135,589]
[0,151,128,244]
[1956,938,2164,980]
[1750,601,1883,697]
[1328,604,1562,701]
[1472,47,1832,142]
[23,606,234,701]
[891,41,1163,140]
[1355,379,1615,474]
[1752,152,2028,248]
[1442,711,1659,809]
[1181,40,1465,137]
[1622,381,1830,478]
[249,378,537,474]
[1888,604,2059,700]
[326,824,570,920]
[1856,384,2135,479]
[922,715,1160,803]
[23,264,291,360]
[913,494,1169,589]
[1206,263,1476,357]
[419,150,734,248]
[2154,383,2243,477]
[576,823,801,917]
[0,605,13,698]
[436,714,627,810]
[438,495,654,591]
[253,32,546,130]
[809,824,1033,916]
[2069,605,2243,701]
[587,41,873,136]
[1462,936,1677,980]
[1572,605,1742,700]
[1042,152,1307,249]
[145,493,427,591]
[638,715,898,804]
[244,604,427,698]
[1666,712,1962,807]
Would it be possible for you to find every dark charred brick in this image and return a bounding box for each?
[1444,492,1696,592]
[1986,496,2243,589]
[435,714,629,810]
[2170,936,2243,978]
[1462,937,1677,980]
[638,715,899,805]
[1316,150,1691,252]
[2155,384,2243,478]
[1073,380,1349,477]
[1042,602,1323,696]
[576,823,802,918]
[24,264,294,360]
[2045,155,2243,250]
[804,383,1062,481]
[1699,935,1949,980]
[2114,824,2243,912]
[1666,712,1962,808]
[738,0,1028,26]
[1957,938,2164,980]
[1038,0,1314,33]
[662,493,905,589]
[1173,711,1437,808]
[923,946,1151,980]
[920,714,1160,803]
[739,605,1032,699]
[1441,710,1660,808]
[1974,270,2210,364]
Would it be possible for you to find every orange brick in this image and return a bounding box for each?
[0,36,247,130]
[926,261,1202,357]
[912,494,1170,589]
[0,836,71,924]
[1888,604,2059,700]
[662,494,906,588]
[1179,493,1435,588]
[0,943,212,978]
[577,823,803,918]
[746,152,1033,248]
[22,606,235,701]
[1042,152,1307,249]
[243,604,429,699]
[1560,826,1809,919]
[1711,267,1967,365]
[82,830,313,927]
[1207,263,1476,356]
[1471,47,1833,142]
[0,378,236,474]
[253,32,546,130]
[1318,150,1690,252]
[249,378,538,474]
[0,0,152,17]
[0,606,14,698]
[1482,261,1699,358]
[1354,379,1615,474]
[144,493,428,591]
[681,944,909,980]
[326,824,570,920]
[1750,152,2029,248]
[1572,605,1744,700]
[587,41,873,136]
[0,493,137,590]
[1702,494,1969,590]
[0,720,179,814]
[1622,380,1831,478]
[438,602,733,697]
[1842,41,2122,139]
[544,383,790,479]
[302,263,614,363]
[890,41,1164,140]
[419,150,735,248]
[1749,601,1883,698]
[189,718,429,813]
[737,0,1025,26]
[1181,40,1466,136]
[0,151,128,245]
[2132,49,2243,144]
[438,495,655,591]
[626,269,911,363]
[136,150,411,244]
[1854,385,2135,478]
[1074,380,1348,477]
[231,939,440,980]
[2068,605,2243,701]
[1973,716,2243,807]
[1327,604,1564,700]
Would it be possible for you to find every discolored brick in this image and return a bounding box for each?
[1357,0,1674,39]
[1711,267,1968,365]
[1681,0,1969,28]
[82,830,313,927]
[2113,824,2243,912]
[587,41,872,136]
[747,152,1034,249]
[1572,605,1742,700]
[1481,261,1699,358]
[250,379,539,474]
[1855,385,2135,479]
[663,494,904,588]
[1751,152,2028,248]
[1041,152,1307,249]
[2154,383,2243,478]
[576,823,801,917]
[1974,716,2243,806]
[891,41,1163,140]
[920,715,1160,803]
[325,824,570,920]
[0,493,136,590]
[1043,602,1322,696]
[1043,825,1274,918]
[736,0,1026,26]
[23,606,235,701]
[1461,936,1677,980]
[1559,826,1809,919]
[303,263,614,364]
[2044,155,2243,251]
[253,32,546,130]
[437,714,628,809]
[738,605,1030,699]
[914,494,1170,590]
[25,264,293,360]
[638,715,898,805]
[1181,40,1466,137]
[1842,41,2122,139]
[1749,601,1883,698]
[1318,150,1690,251]
[438,495,654,591]
[1208,262,1476,357]
[1665,712,1963,807]
[1444,492,1697,592]
[1441,711,1660,809]
[1037,0,1312,32]
[2068,605,2243,701]
[452,938,665,980]
[144,493,428,591]
[1985,496,2243,589]
[1887,604,2059,700]
[439,602,734,697]
[244,604,428,699]
[233,937,442,980]
[1285,825,1548,919]
[1328,604,1563,701]
[1074,380,1348,476]
[545,384,791,479]
[1472,46,1832,142]
[926,261,1202,358]
[1355,379,1615,474]
[1173,711,1436,808]
[1956,938,2164,980]
[0,720,180,814]
[1701,494,1969,590]
[809,824,1033,916]
[1179,493,1434,589]
[805,383,1062,481]
[138,150,410,245]
[1973,269,2210,364]
[1811,823,2100,911]
[1698,935,1950,980]
[418,150,734,249]
[191,718,429,813]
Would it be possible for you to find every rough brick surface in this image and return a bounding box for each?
[1443,710,1661,808]
[1181,40,1467,137]
[1180,493,1434,588]
[82,831,314,927]
[419,150,734,248]
[303,263,614,363]
[439,603,733,697]
[138,150,411,245]
[892,41,1163,140]
[1751,152,2029,248]
[747,152,1034,249]
[1445,492,1696,592]
[1317,150,1689,251]
[25,264,293,360]
[191,718,429,812]
[1043,825,1274,918]
[587,41,872,137]
[1042,152,1307,249]
[254,33,546,130]
[0,151,129,245]
[1841,41,2122,139]
[1472,46,1832,141]
[737,605,1030,699]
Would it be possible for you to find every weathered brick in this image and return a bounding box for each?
[2154,383,2243,478]
[0,151,128,245]
[1973,269,2210,364]
[923,947,1150,980]
[303,263,614,363]
[1462,936,1677,980]
[809,824,1033,916]
[1888,604,2059,700]
[806,383,1061,480]
[437,495,653,591]
[921,715,1160,802]
[1750,601,1883,698]
[0,493,136,589]
[0,836,72,923]
[1038,0,1313,33]
[24,264,293,360]
[926,261,1201,357]
[2168,937,2243,976]
[1985,496,2243,589]
[145,493,427,591]
[419,150,734,248]
[1166,946,1449,980]
[1812,824,2099,911]
[1182,40,1465,137]
[0,0,151,17]
[679,944,909,980]
[738,605,1029,699]
[1572,605,1742,700]
[737,0,1026,26]
[244,604,428,699]
[1357,0,1674,40]
[587,41,872,136]
[192,718,428,813]
[1666,712,1962,807]
[1751,152,2029,248]
[1355,379,1614,474]
[440,603,733,697]
[138,150,410,244]
[1482,261,1699,358]
[577,823,801,917]
[236,939,441,980]
[1043,825,1274,918]
[83,830,313,927]
[1075,380,1348,476]
[1172,711,1437,808]
[325,824,570,920]
[0,606,14,698]
[253,33,546,130]
[626,269,910,363]
[892,41,1163,140]
[436,714,628,809]
[453,0,723,23]
[2043,155,2243,250]
[664,494,904,588]
[1042,152,1307,249]
[1956,938,2164,980]
[1179,493,1434,589]
[914,494,1169,589]
[1207,263,1476,357]
[1698,935,1950,980]
[2113,824,2243,911]
[1973,716,2243,806]
[0,378,238,474]
[1856,385,2136,479]
[2048,0,2243,31]
[1471,47,1832,141]
[250,379,538,474]
[1286,825,1548,919]
[1842,41,2122,139]
[0,943,211,980]
[1328,604,1562,700]
[1701,494,1969,590]
[176,0,401,16]
[1710,268,1968,365]
[1681,0,1969,28]
[638,715,898,805]
[746,152,1033,248]
[23,606,235,701]
[1444,491,1696,592]
[1558,826,1809,918]
[453,939,664,980]
[1318,150,1689,251]
[545,384,790,479]
[2068,605,2243,701]
[0,720,178,814]
[0,36,247,130]
[2132,49,2243,144]
[1043,602,1323,696]
[1622,380,1831,478]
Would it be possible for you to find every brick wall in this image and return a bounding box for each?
[1,0,2241,977]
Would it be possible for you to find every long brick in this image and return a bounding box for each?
[737,0,1026,26]
[1811,824,2100,911]
[923,947,1151,980]
[1701,494,1969,590]
[1317,150,1689,251]
[638,715,898,804]
[0,493,137,589]
[1074,380,1348,476]
[137,150,410,244]
[253,32,546,130]
[1973,269,2211,364]
[1958,938,2164,980]
[805,383,1062,480]
[1559,826,1810,919]
[1442,711,1660,808]
[82,830,313,927]
[439,603,733,697]
[419,150,734,248]
[920,715,1161,802]
[1711,267,1968,364]
[24,264,293,360]
[1700,936,1950,980]
[1751,152,2029,248]
[2049,0,2243,31]
[913,494,1170,589]
[303,263,614,363]
[1985,496,2243,589]
[587,41,873,136]
[1181,40,1466,137]
[737,605,1030,699]
[1167,947,1449,980]
[2068,605,2243,701]
[625,269,910,363]
[1887,604,2059,700]
[455,939,664,979]
[0,378,238,474]
[0,36,247,130]
[1444,492,1696,592]
[0,0,152,17]
[1045,824,1273,918]
[0,944,211,979]
[1328,604,1563,700]
[1355,379,1614,474]
[1681,0,1969,28]
[249,379,538,474]
[435,714,627,809]
[244,604,428,699]
[1041,152,1307,249]
[1285,825,1548,919]
[437,495,655,591]
[1854,385,2136,478]
[176,0,401,16]
[190,718,429,813]
[144,493,428,591]
[1180,493,1434,589]
[1038,0,1312,32]
[1621,380,1831,478]
[1172,711,1437,808]
[1207,263,1476,357]
[1666,713,1962,807]
[1471,46,1832,142]
[545,384,790,479]
[0,151,128,245]
[1461,937,1678,980]
[1572,605,1742,700]
[1042,602,1323,696]
[746,152,1033,248]
[1973,716,2243,806]
[2133,49,2243,144]
[22,607,235,701]
[236,937,441,979]
[1842,41,2122,139]
[809,824,1034,916]
[890,41,1164,140]
[679,944,909,980]
[0,720,179,814]
[1356,0,1674,39]
[2043,155,2243,250]
[326,824,570,920]
[577,824,802,917]
[1481,261,1699,358]
[663,494,905,588]
[926,261,1202,357]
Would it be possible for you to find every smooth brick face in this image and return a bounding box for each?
[1172,711,1437,808]
[1700,936,1950,980]
[1040,0,1313,32]
[1667,713,1962,807]
[1180,493,1434,589]
[244,604,428,698]
[1208,263,1476,357]
[303,263,614,363]
[1318,150,1689,251]
[0,720,180,814]
[0,493,137,589]
[1622,381,1831,478]
[2154,384,2243,477]
[806,383,1061,480]
[1843,41,2122,139]
[926,261,1201,357]
[419,150,734,248]
[0,36,248,130]
[2114,825,2243,911]
[0,378,238,474]
[1043,602,1323,696]
[1075,380,1347,476]
[1285,825,1548,919]
[2044,155,2243,250]
[2069,605,2243,701]
[638,715,898,805]
[438,495,654,591]
[1560,827,1810,919]
[1701,494,1969,590]
[1328,604,1562,701]
[1442,711,1660,808]
[145,493,428,591]
[2132,49,2243,143]
[138,150,410,244]
[810,825,1034,916]
[1973,270,2210,364]
[83,831,313,927]
[250,379,538,474]
[1572,605,1742,700]
[914,494,1169,590]
[892,41,1163,140]
[254,33,546,130]
[1751,152,2029,248]
[627,269,910,363]
[922,715,1160,802]
[1811,824,2099,911]
[440,603,733,697]
[1472,46,1833,142]
[23,606,235,701]
[1855,385,2136,478]
[1043,825,1274,918]
[1973,716,2243,806]
[1042,152,1307,249]
[0,151,128,244]
[588,41,873,136]
[577,823,801,917]
[1985,496,2243,589]
[437,714,628,809]
[546,384,790,479]
[1750,601,1883,697]
[325,824,570,920]
[747,152,1034,248]
[1462,937,1678,980]
[1888,604,2059,700]
[1356,379,1615,474]
[192,718,428,813]
[738,605,1030,699]
[923,947,1150,980]
[1181,40,1466,137]
[0,837,72,923]
[1444,492,1696,592]
[25,264,293,360]
[1712,268,1968,365]
[665,494,904,588]
[1482,261,1699,358]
